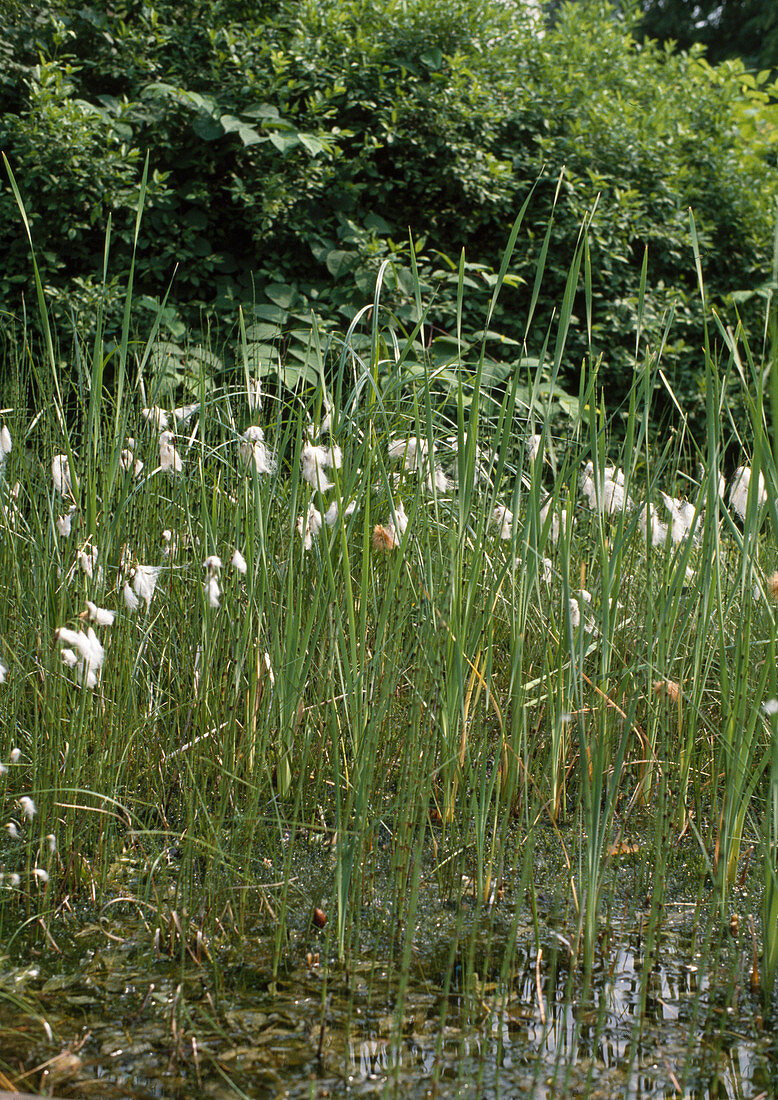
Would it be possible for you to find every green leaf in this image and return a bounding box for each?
[325,250,359,278]
[420,48,443,69]
[265,283,298,309]
[192,110,223,141]
[298,132,327,156]
[279,362,320,387]
[268,131,299,153]
[239,125,266,147]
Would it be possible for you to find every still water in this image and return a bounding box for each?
[2,902,773,1098]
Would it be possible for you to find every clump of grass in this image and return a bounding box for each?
[1,162,778,1068]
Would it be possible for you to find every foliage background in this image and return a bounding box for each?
[1,0,777,433]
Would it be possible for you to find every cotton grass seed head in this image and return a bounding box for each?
[205,575,221,608]
[231,549,247,575]
[132,564,161,607]
[60,647,79,669]
[372,524,399,552]
[142,406,169,431]
[240,426,275,475]
[730,465,767,520]
[492,504,513,541]
[173,403,199,425]
[56,508,75,538]
[158,431,183,473]
[301,442,341,492]
[82,601,115,627]
[297,504,322,550]
[653,679,682,703]
[52,454,73,498]
[0,425,12,458]
[123,582,140,612]
[18,796,36,820]
[526,433,542,462]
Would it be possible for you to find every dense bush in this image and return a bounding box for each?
[1,0,777,432]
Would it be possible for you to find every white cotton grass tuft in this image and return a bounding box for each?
[0,661,6,684]
[6,823,19,839]
[18,796,36,820]
[33,868,49,883]
[450,441,493,488]
[247,377,262,413]
[568,597,581,630]
[580,461,631,515]
[161,528,180,558]
[492,504,514,541]
[389,437,428,470]
[239,426,275,475]
[55,626,105,689]
[142,406,169,431]
[82,601,115,627]
[56,506,76,538]
[639,503,668,547]
[297,504,323,550]
[659,491,697,544]
[763,699,778,717]
[52,454,73,498]
[388,436,449,495]
[526,433,542,462]
[158,431,183,473]
[426,464,450,495]
[123,583,140,612]
[324,499,357,527]
[131,564,161,607]
[205,575,221,608]
[60,647,78,669]
[301,442,342,492]
[78,545,99,581]
[729,465,767,521]
[10,748,21,764]
[0,425,11,459]
[173,403,200,425]
[120,447,144,477]
[391,501,409,538]
[539,496,565,542]
[231,549,247,575]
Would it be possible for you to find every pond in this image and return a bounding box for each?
[1,893,774,1099]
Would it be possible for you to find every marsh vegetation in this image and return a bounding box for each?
[0,164,777,1095]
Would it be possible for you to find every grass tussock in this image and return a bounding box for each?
[1,186,778,1049]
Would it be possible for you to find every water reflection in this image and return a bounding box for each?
[343,930,768,1099]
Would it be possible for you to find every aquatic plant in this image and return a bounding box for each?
[0,158,776,1088]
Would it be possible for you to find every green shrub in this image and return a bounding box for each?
[1,0,777,437]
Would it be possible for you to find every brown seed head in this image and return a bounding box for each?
[653,679,681,703]
[372,524,398,552]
